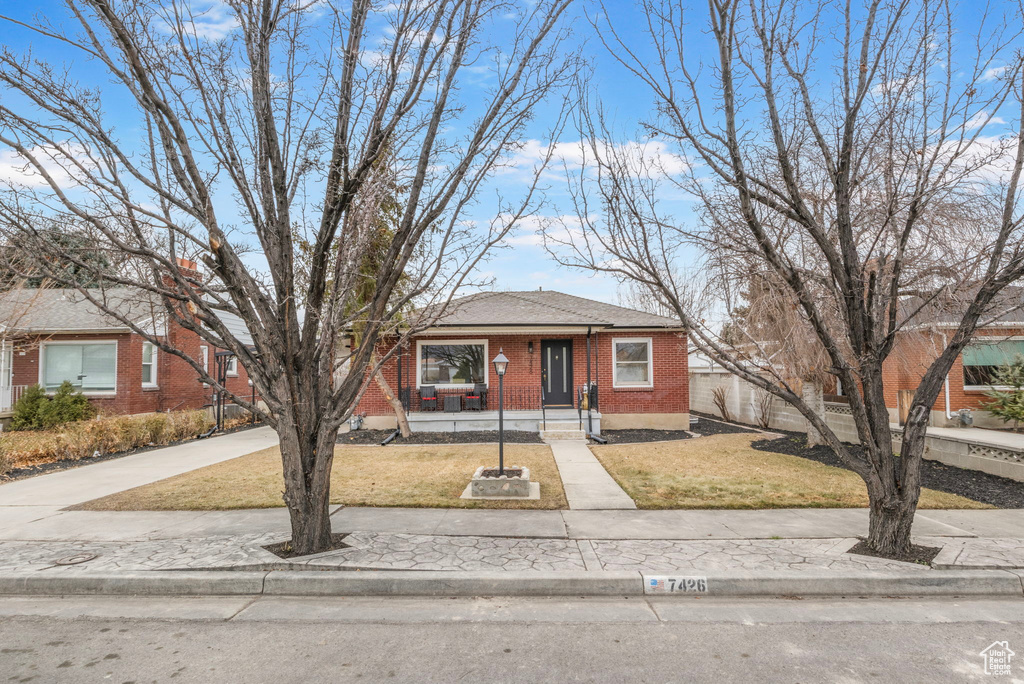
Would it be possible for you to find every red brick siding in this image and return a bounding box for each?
[8,320,254,416]
[355,330,689,416]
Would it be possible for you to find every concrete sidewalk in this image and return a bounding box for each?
[0,426,278,511]
[1,506,1022,543]
[548,440,636,510]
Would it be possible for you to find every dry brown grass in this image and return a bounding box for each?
[592,433,992,510]
[0,410,213,474]
[75,443,566,511]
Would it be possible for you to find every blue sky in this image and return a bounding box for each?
[1,1,1017,308]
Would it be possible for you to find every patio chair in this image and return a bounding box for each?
[464,383,486,411]
[420,386,438,411]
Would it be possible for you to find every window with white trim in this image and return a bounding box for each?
[418,340,486,387]
[225,355,238,376]
[142,342,157,387]
[612,337,653,388]
[41,342,117,393]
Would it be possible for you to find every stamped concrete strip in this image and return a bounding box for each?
[0,571,269,596]
[262,570,644,597]
[548,440,635,510]
[639,569,1024,597]
[0,426,278,507]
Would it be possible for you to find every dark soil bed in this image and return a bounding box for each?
[0,422,266,484]
[264,533,349,559]
[690,411,760,436]
[751,432,1024,509]
[599,429,694,444]
[339,429,544,445]
[847,539,940,566]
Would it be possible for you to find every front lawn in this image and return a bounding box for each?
[591,433,991,510]
[74,443,567,511]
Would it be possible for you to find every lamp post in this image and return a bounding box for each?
[492,349,509,476]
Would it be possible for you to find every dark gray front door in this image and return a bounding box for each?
[541,339,573,406]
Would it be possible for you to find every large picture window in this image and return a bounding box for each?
[963,339,1024,387]
[418,341,486,387]
[612,337,653,388]
[41,342,117,392]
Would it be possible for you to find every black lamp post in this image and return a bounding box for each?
[492,348,509,476]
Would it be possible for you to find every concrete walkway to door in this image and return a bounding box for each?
[548,440,636,510]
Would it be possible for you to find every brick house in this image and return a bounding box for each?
[354,290,689,433]
[0,288,254,416]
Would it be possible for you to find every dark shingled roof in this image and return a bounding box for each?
[423,290,680,328]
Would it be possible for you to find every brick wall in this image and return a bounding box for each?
[8,321,254,416]
[355,329,689,417]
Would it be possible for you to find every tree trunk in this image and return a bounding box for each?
[801,380,826,447]
[277,416,339,556]
[866,494,916,556]
[375,369,411,437]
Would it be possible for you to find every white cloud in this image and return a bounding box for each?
[157,1,238,41]
[981,66,1008,83]
[503,138,689,178]
[0,146,88,189]
[500,213,588,247]
[965,111,1006,131]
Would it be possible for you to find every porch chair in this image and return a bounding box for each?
[420,385,438,411]
[464,383,487,411]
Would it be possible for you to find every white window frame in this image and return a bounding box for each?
[612,337,654,389]
[225,355,238,377]
[141,341,158,388]
[200,345,209,386]
[38,340,118,396]
[415,338,488,389]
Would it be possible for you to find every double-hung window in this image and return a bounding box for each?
[418,340,486,387]
[41,342,117,393]
[612,338,653,388]
[142,342,157,387]
[962,339,1024,388]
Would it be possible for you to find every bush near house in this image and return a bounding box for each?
[983,356,1024,432]
[9,382,97,431]
[0,410,214,476]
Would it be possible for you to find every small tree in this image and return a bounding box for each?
[983,356,1024,432]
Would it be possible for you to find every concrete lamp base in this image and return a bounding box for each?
[460,465,540,500]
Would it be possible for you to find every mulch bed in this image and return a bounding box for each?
[339,429,544,445]
[264,533,349,559]
[598,429,694,444]
[847,539,941,566]
[689,412,760,436]
[749,431,1024,509]
[0,422,266,484]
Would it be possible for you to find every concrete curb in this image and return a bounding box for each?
[1,568,1022,598]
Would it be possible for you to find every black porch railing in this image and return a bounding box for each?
[404,385,545,412]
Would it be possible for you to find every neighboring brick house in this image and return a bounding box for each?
[354,290,689,433]
[0,288,254,416]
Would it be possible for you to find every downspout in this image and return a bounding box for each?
[941,332,954,421]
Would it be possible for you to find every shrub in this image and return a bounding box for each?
[0,410,215,469]
[711,385,732,422]
[983,356,1024,432]
[37,381,97,428]
[9,382,95,431]
[9,384,48,431]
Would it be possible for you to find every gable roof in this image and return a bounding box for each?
[0,288,162,334]
[421,290,680,329]
[0,288,254,345]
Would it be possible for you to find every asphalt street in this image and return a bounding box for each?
[1,596,1023,683]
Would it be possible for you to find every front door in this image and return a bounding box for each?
[541,339,573,406]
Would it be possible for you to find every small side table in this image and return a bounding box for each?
[443,395,462,412]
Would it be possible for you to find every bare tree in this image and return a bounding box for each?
[549,0,1024,555]
[0,0,575,554]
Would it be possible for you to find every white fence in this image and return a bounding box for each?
[0,385,28,414]
[690,370,1024,482]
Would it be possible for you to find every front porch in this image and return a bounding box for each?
[406,408,600,434]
